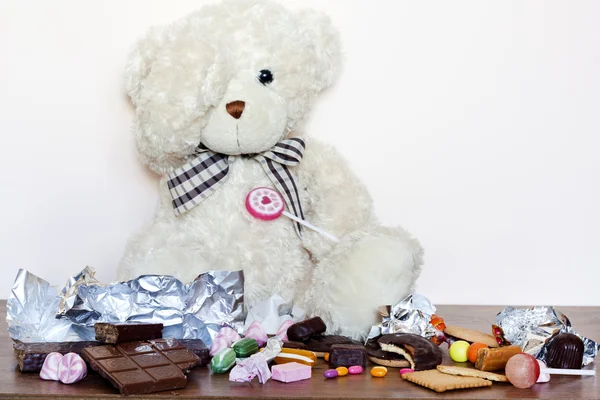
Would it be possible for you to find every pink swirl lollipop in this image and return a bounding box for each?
[245,187,339,242]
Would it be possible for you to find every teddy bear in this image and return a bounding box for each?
[117,0,424,339]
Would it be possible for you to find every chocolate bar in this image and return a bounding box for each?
[81,340,199,395]
[287,317,327,342]
[13,338,209,372]
[13,340,100,372]
[329,344,367,368]
[176,339,210,366]
[305,335,358,354]
[95,322,163,343]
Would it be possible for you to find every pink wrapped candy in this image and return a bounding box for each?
[275,320,294,341]
[245,321,268,347]
[210,335,231,357]
[57,353,87,384]
[40,352,63,381]
[216,326,242,344]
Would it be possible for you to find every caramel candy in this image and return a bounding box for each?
[546,333,584,369]
[287,317,326,342]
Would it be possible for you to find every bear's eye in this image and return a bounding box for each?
[258,69,274,85]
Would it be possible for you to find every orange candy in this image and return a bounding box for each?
[467,342,489,364]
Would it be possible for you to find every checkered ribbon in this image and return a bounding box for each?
[167,138,306,236]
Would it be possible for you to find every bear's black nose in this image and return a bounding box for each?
[226,100,245,119]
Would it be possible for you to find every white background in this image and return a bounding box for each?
[1,1,598,305]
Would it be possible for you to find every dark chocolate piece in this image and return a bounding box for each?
[287,317,327,342]
[13,340,100,372]
[546,333,584,369]
[329,344,367,368]
[176,339,210,366]
[95,322,163,343]
[378,333,443,371]
[81,340,199,395]
[281,341,308,350]
[305,335,359,353]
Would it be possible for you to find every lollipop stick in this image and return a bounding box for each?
[281,211,340,243]
[542,368,595,376]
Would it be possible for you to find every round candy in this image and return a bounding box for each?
[370,366,388,377]
[57,353,87,384]
[399,368,414,375]
[335,367,348,377]
[245,187,284,221]
[348,365,363,375]
[467,342,489,364]
[324,369,338,379]
[449,340,470,362]
[323,352,330,362]
[505,353,540,389]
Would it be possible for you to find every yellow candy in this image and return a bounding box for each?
[324,352,330,362]
[273,348,317,367]
[335,366,348,377]
[370,366,388,377]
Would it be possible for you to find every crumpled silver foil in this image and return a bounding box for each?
[7,268,245,346]
[367,293,438,340]
[7,269,73,342]
[496,306,599,366]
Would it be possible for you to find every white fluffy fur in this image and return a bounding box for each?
[118,0,423,339]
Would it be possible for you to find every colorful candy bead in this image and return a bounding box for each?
[323,352,330,362]
[324,369,338,379]
[399,368,414,375]
[370,366,388,377]
[348,365,363,375]
[335,366,348,376]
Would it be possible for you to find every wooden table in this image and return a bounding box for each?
[1,301,598,399]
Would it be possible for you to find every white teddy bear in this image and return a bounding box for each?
[118,0,423,339]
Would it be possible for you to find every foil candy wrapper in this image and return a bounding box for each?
[7,269,74,342]
[7,267,245,345]
[496,306,599,366]
[366,293,438,340]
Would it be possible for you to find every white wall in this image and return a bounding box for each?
[1,0,599,306]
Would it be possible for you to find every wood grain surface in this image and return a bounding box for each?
[1,301,598,399]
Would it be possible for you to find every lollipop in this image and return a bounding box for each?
[245,187,339,242]
[505,353,595,389]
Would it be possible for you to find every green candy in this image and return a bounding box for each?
[210,348,236,374]
[232,337,259,358]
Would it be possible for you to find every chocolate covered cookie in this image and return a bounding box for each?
[378,333,443,371]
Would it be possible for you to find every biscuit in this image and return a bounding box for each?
[444,326,499,348]
[402,369,493,393]
[436,365,508,382]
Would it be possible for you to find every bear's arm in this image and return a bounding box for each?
[295,137,377,257]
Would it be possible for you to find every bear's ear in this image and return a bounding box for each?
[124,26,168,105]
[295,8,343,93]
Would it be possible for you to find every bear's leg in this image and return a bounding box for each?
[305,226,424,340]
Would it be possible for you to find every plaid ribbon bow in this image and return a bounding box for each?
[167,138,306,236]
